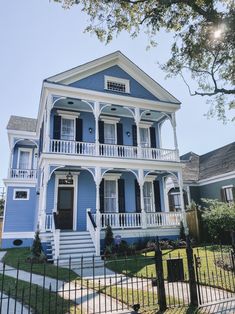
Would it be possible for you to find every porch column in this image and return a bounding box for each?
[94,101,100,156]
[135,108,142,158]
[172,113,179,159]
[40,165,49,232]
[178,170,189,234]
[162,176,169,212]
[95,167,101,228]
[45,94,53,153]
[139,169,147,228]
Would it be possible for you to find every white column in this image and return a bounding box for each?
[162,176,169,212]
[135,108,141,158]
[94,101,100,156]
[172,113,179,153]
[40,165,49,232]
[138,169,147,228]
[178,170,189,234]
[45,95,53,153]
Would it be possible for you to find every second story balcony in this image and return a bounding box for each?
[49,139,179,162]
[9,168,37,180]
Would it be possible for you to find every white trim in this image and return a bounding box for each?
[104,75,130,94]
[57,110,80,118]
[103,173,122,180]
[2,232,35,239]
[196,170,235,186]
[145,175,157,182]
[3,180,37,187]
[17,148,33,169]
[100,115,120,123]
[54,173,78,231]
[139,121,153,127]
[13,188,30,201]
[221,185,233,189]
[103,178,119,213]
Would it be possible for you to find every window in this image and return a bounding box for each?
[222,186,234,203]
[13,189,29,200]
[104,180,117,212]
[140,127,150,147]
[104,123,116,144]
[143,181,154,212]
[18,149,31,169]
[105,76,130,93]
[61,118,75,141]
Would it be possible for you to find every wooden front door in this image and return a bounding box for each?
[57,187,74,230]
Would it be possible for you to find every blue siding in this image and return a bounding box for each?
[119,117,135,146]
[121,172,136,212]
[70,65,158,101]
[46,174,55,213]
[4,186,37,232]
[77,171,96,231]
[1,238,33,249]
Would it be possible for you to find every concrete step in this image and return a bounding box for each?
[55,243,95,250]
[54,246,95,254]
[59,239,94,245]
[60,231,90,236]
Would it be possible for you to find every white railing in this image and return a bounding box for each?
[45,213,54,231]
[146,212,184,227]
[50,139,96,155]
[9,168,37,179]
[45,212,60,259]
[49,139,179,162]
[96,211,183,229]
[86,209,100,256]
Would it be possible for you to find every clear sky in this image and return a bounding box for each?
[0,1,234,185]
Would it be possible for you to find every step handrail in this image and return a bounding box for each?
[86,208,100,256]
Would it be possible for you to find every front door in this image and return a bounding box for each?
[57,187,74,229]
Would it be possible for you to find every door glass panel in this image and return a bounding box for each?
[104,180,117,212]
[143,181,154,212]
[104,123,116,144]
[61,118,75,141]
[19,151,30,169]
[140,128,150,147]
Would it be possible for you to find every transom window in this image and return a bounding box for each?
[140,127,150,147]
[143,181,155,212]
[104,123,116,144]
[13,189,29,200]
[61,118,75,141]
[104,180,117,213]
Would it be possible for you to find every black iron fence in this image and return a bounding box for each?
[0,240,234,313]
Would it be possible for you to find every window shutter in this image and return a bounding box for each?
[76,118,83,142]
[99,179,104,213]
[118,179,125,213]
[53,115,61,140]
[150,127,157,148]
[135,179,141,213]
[99,121,104,144]
[132,125,137,147]
[232,187,235,202]
[39,121,44,156]
[153,180,161,212]
[117,123,123,145]
[220,188,226,202]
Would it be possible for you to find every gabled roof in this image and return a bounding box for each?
[181,142,235,182]
[45,51,180,105]
[7,115,37,133]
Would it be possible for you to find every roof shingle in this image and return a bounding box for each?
[7,115,37,132]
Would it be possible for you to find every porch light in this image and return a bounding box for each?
[126,131,131,137]
[66,171,73,184]
[89,127,93,134]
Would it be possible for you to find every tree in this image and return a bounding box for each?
[202,199,235,245]
[0,198,5,216]
[54,0,234,122]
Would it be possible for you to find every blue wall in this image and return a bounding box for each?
[1,238,33,249]
[4,186,37,232]
[121,172,136,212]
[70,65,158,101]
[77,171,96,231]
[46,174,55,213]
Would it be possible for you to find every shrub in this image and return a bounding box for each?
[27,231,46,263]
[104,225,114,248]
[179,221,186,241]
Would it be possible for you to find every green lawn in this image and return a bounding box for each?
[105,246,234,291]
[2,248,78,281]
[0,273,81,314]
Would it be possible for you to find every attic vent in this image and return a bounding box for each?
[105,76,130,93]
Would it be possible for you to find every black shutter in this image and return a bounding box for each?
[118,179,125,213]
[135,179,141,213]
[220,188,226,202]
[117,123,123,145]
[39,121,44,156]
[153,180,161,212]
[76,118,83,142]
[99,121,104,144]
[99,179,104,213]
[53,115,61,140]
[150,127,156,148]
[132,125,137,146]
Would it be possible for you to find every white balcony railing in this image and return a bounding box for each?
[9,168,37,179]
[93,211,183,229]
[49,139,179,162]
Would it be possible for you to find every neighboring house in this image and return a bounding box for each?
[2,51,186,263]
[166,142,235,210]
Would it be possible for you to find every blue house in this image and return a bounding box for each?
[2,52,186,264]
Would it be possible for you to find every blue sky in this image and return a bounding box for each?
[0,1,234,185]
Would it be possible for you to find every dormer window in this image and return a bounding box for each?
[104,76,130,93]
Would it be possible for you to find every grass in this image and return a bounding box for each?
[0,273,81,314]
[105,246,234,291]
[2,248,78,281]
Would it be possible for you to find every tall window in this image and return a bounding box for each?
[104,180,117,212]
[18,150,31,169]
[140,127,150,147]
[104,123,116,144]
[222,186,234,203]
[143,181,154,212]
[61,118,75,141]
